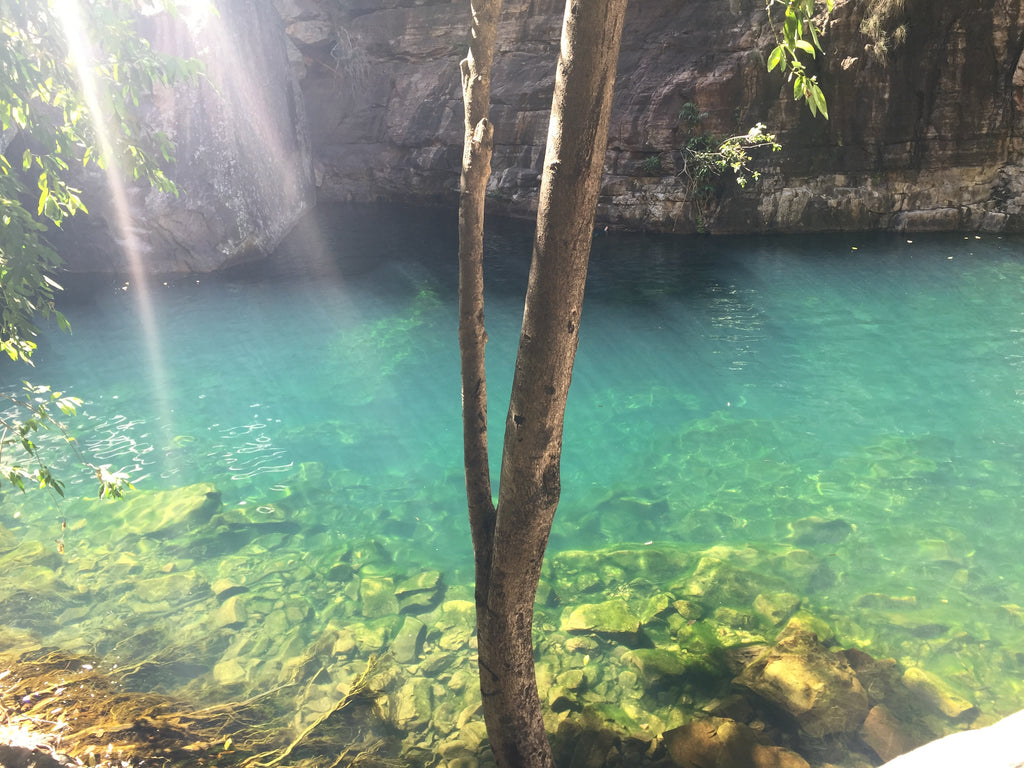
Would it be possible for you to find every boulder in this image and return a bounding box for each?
[391,615,425,664]
[212,594,248,628]
[136,570,206,604]
[560,599,641,639]
[733,624,869,737]
[901,667,976,720]
[623,648,687,685]
[359,577,399,619]
[786,516,854,547]
[753,592,801,627]
[860,704,932,763]
[663,716,810,768]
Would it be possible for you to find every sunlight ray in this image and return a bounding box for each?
[53,0,178,472]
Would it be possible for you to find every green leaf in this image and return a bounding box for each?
[795,39,816,56]
[767,45,784,72]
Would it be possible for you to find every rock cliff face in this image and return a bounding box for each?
[278,0,1024,233]
[54,0,315,274]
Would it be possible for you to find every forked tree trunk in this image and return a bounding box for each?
[457,0,628,765]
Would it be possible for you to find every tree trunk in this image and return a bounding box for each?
[460,0,629,765]
[457,0,501,569]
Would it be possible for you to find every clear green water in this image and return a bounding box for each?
[3,204,1024,758]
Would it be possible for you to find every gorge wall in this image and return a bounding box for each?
[53,0,316,274]
[277,0,1024,234]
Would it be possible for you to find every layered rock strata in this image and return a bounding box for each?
[279,0,1024,233]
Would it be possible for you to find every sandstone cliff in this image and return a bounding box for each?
[279,0,1024,234]
[53,0,316,274]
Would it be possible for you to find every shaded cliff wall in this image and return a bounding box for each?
[279,0,1024,233]
[54,0,316,274]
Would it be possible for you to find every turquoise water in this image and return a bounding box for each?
[3,204,1024,760]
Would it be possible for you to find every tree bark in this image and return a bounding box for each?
[457,0,501,604]
[471,0,629,766]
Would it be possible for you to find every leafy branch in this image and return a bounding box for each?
[0,382,134,498]
[1,0,203,363]
[765,0,834,118]
[676,104,781,232]
[0,0,203,499]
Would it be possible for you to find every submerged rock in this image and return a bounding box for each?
[392,616,425,664]
[0,523,16,552]
[359,577,399,619]
[901,667,977,720]
[623,648,687,685]
[860,703,932,763]
[663,716,810,768]
[733,623,869,737]
[753,592,801,627]
[561,599,641,639]
[787,516,854,547]
[103,484,222,539]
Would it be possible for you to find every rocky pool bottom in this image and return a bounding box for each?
[1,465,1022,768]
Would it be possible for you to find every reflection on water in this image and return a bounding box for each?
[2,208,1024,765]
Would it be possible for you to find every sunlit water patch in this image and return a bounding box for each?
[2,206,1024,765]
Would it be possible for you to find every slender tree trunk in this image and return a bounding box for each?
[459,0,629,765]
[457,0,502,610]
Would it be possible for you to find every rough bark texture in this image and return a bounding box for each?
[458,0,501,557]
[281,0,1024,233]
[470,0,628,765]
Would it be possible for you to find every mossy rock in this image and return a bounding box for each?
[359,576,399,619]
[733,624,869,737]
[560,599,641,639]
[104,483,221,538]
[787,516,854,547]
[624,648,687,685]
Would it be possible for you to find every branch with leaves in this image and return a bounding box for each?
[676,103,781,231]
[765,0,834,118]
[0,382,134,498]
[1,0,202,497]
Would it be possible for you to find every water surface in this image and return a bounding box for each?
[3,205,1024,760]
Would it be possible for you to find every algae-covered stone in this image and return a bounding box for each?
[349,620,393,653]
[211,578,247,600]
[640,592,674,624]
[396,570,442,595]
[213,658,247,686]
[556,668,588,692]
[733,624,869,737]
[213,595,248,628]
[902,667,976,720]
[753,592,801,626]
[664,716,810,768]
[106,483,221,537]
[436,600,475,650]
[561,599,641,638]
[787,516,854,547]
[390,676,433,729]
[855,592,918,610]
[680,546,784,605]
[624,648,687,685]
[332,629,357,657]
[0,523,16,552]
[135,570,205,603]
[359,577,399,618]
[392,615,425,663]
